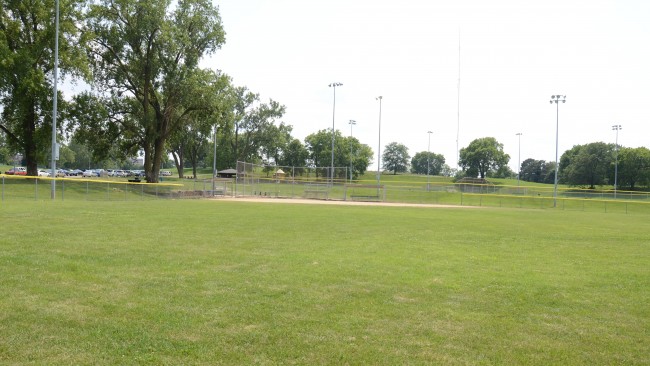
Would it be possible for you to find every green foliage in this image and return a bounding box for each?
[488,164,515,179]
[0,0,88,175]
[79,0,226,182]
[382,142,410,175]
[221,86,287,167]
[305,129,373,179]
[616,147,650,189]
[459,137,510,179]
[410,151,445,175]
[519,158,556,184]
[560,142,614,188]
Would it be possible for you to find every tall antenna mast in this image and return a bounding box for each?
[456,28,461,170]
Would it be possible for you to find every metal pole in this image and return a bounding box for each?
[50,0,60,199]
[612,124,621,198]
[427,131,432,191]
[516,132,522,186]
[376,96,383,192]
[329,83,342,186]
[349,120,356,182]
[212,125,217,195]
[456,28,461,171]
[553,101,559,207]
[550,95,566,208]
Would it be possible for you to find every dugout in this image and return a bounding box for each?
[217,168,237,178]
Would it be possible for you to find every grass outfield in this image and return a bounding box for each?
[0,200,648,364]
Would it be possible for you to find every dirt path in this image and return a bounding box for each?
[214,196,478,209]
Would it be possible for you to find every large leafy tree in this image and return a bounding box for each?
[0,0,87,175]
[278,139,309,167]
[411,151,445,175]
[559,142,614,188]
[520,158,559,184]
[616,147,650,189]
[304,129,334,174]
[382,142,410,175]
[220,86,286,167]
[347,138,373,180]
[79,0,226,182]
[459,137,510,179]
[304,129,372,179]
[167,74,232,178]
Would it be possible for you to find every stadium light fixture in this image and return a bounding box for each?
[329,82,343,186]
[549,95,566,208]
[348,120,356,182]
[612,124,622,198]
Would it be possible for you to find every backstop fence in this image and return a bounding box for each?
[3,165,650,215]
[234,161,650,215]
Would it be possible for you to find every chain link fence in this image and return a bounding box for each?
[0,175,234,201]
[3,168,650,215]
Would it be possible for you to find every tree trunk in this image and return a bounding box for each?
[23,99,38,176]
[171,149,184,179]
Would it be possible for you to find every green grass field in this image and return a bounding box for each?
[1,200,648,364]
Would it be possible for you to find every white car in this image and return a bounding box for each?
[160,170,172,176]
[38,170,49,177]
[82,170,95,177]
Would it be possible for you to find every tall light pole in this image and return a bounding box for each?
[376,96,383,190]
[51,0,60,199]
[212,125,218,195]
[427,131,433,191]
[329,82,343,185]
[612,124,622,198]
[516,132,522,186]
[550,95,566,208]
[348,120,356,182]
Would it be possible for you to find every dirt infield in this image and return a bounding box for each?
[215,196,477,209]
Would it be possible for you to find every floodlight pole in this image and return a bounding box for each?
[549,95,566,208]
[50,0,60,199]
[212,125,218,195]
[376,96,383,193]
[329,82,342,186]
[427,131,433,191]
[516,132,522,186]
[348,119,356,182]
[612,124,622,198]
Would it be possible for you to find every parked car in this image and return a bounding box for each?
[68,169,84,176]
[38,170,49,177]
[4,167,27,175]
[115,170,127,177]
[82,169,95,177]
[160,170,172,176]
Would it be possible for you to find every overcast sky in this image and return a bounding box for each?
[203,0,650,171]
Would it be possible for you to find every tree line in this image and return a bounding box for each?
[0,0,378,182]
[384,137,650,190]
[2,1,648,188]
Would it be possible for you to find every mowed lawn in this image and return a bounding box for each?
[0,200,648,365]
